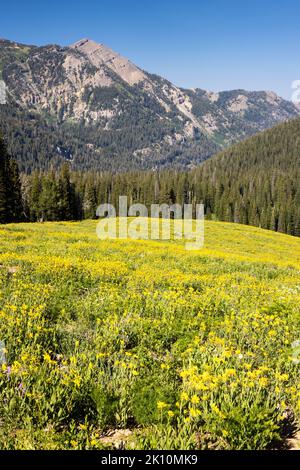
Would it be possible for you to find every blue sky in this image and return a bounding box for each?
[1,0,300,99]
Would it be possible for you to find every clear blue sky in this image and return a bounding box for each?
[1,0,300,99]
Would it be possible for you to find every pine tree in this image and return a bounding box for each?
[29,172,42,221]
[0,136,7,223]
[6,158,22,222]
[57,163,76,220]
[0,133,22,223]
[83,180,97,219]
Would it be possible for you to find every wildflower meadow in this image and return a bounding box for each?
[0,219,299,449]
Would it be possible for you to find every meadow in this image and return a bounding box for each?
[0,219,299,449]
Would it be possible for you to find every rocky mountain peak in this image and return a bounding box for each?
[69,38,147,86]
[71,38,102,53]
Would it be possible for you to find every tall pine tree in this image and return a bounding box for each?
[0,133,22,223]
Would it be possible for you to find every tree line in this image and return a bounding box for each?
[1,115,300,237]
[18,165,300,237]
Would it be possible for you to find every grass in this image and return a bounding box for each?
[0,219,299,449]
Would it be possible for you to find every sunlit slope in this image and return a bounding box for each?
[1,219,300,269]
[0,219,300,449]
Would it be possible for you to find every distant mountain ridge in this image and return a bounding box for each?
[0,37,299,172]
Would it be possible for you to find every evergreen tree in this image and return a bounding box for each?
[83,181,97,219]
[6,158,22,222]
[0,133,22,223]
[57,163,76,220]
[0,136,7,223]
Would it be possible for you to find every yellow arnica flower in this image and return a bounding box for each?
[191,395,200,405]
[258,377,268,387]
[276,373,289,382]
[180,392,189,401]
[157,401,168,410]
[43,352,54,364]
[189,408,200,418]
[73,377,81,387]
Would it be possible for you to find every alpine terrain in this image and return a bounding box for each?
[0,37,299,172]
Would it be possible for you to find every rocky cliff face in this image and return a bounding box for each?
[0,37,299,172]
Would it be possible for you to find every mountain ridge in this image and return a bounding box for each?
[0,37,299,172]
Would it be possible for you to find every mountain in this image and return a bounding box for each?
[0,37,299,172]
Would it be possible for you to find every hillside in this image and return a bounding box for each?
[0,219,299,449]
[189,116,300,235]
[0,38,299,172]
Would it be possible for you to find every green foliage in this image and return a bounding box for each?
[90,385,119,428]
[135,423,197,450]
[131,376,177,425]
[205,401,281,450]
